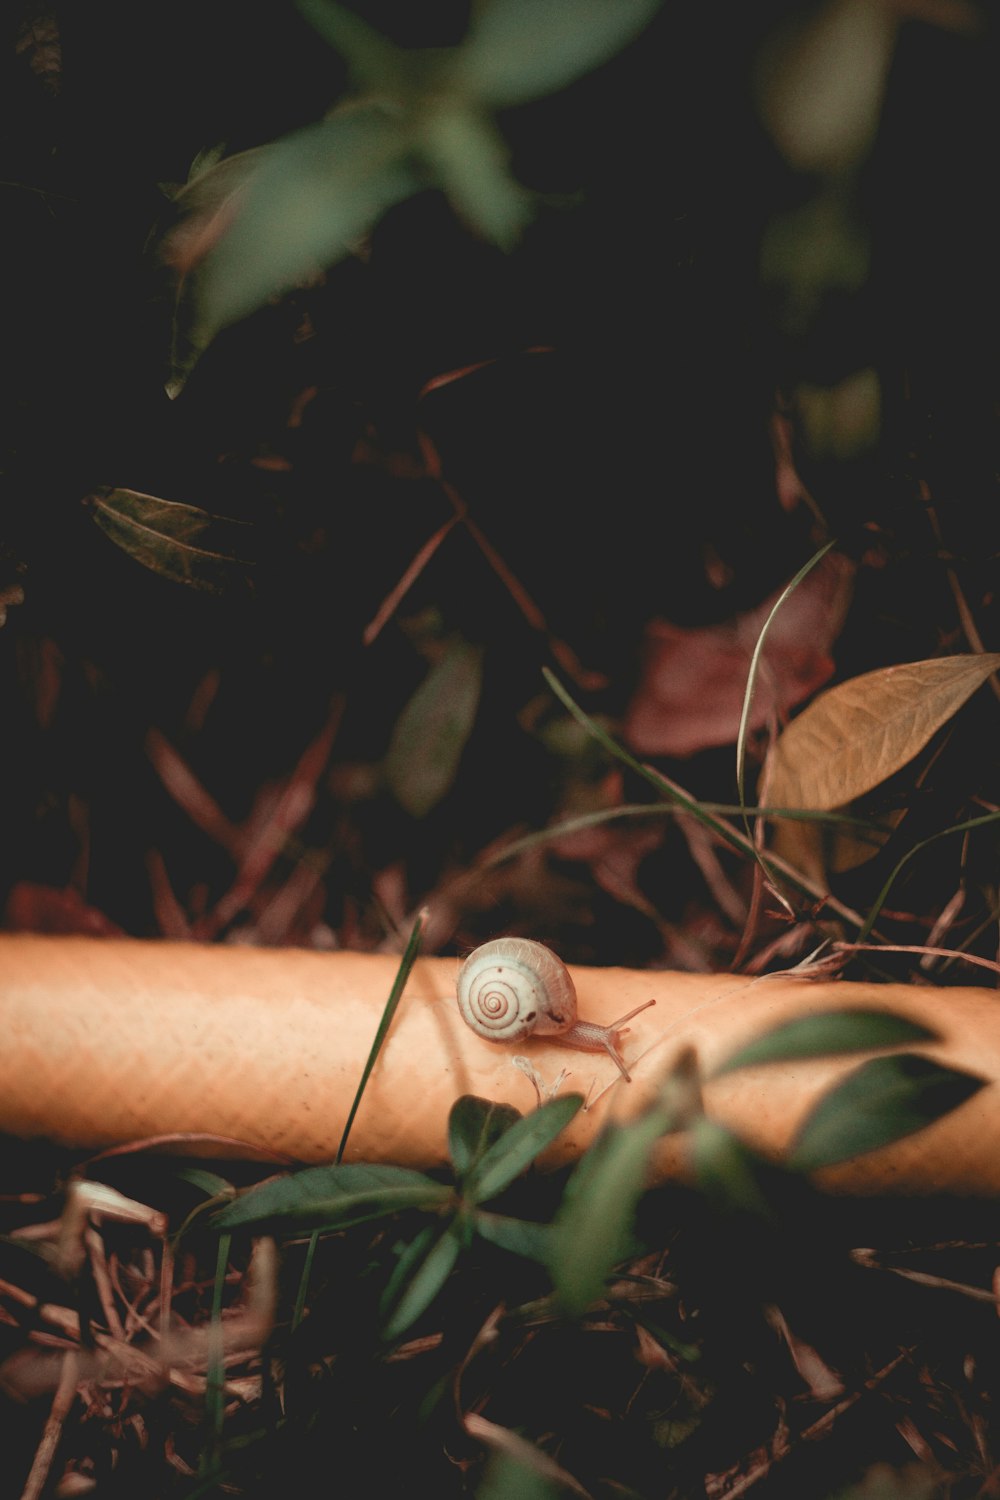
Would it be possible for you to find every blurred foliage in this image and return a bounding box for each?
[165,0,665,386]
[210,1011,980,1346]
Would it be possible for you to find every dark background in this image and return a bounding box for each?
[1,0,997,957]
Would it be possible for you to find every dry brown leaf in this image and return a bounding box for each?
[91,488,256,594]
[767,653,1000,812]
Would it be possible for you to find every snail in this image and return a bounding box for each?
[456,937,655,1082]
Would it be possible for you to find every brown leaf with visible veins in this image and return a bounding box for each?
[90,488,256,594]
[766,653,1000,812]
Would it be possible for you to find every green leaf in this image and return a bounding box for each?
[548,1077,683,1316]
[448,1095,524,1179]
[464,1093,584,1205]
[452,0,663,107]
[687,1118,774,1217]
[337,907,428,1161]
[547,1127,650,1315]
[90,488,256,594]
[795,368,881,461]
[760,188,870,338]
[171,1167,235,1199]
[378,1222,437,1323]
[755,0,897,174]
[473,1211,552,1263]
[196,105,414,340]
[419,103,530,249]
[381,1221,464,1340]
[713,1010,938,1078]
[296,0,405,94]
[789,1054,985,1172]
[384,639,484,817]
[477,1451,562,1500]
[211,1163,451,1231]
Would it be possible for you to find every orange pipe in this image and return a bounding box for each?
[1,934,998,1193]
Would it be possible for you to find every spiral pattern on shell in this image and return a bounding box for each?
[456,937,578,1043]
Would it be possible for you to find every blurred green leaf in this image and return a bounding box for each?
[790,1054,985,1172]
[548,1126,649,1316]
[212,1163,450,1231]
[448,1095,524,1179]
[829,1461,940,1500]
[477,1450,562,1500]
[196,105,414,340]
[380,1221,464,1340]
[91,488,256,594]
[688,1118,774,1216]
[756,0,897,173]
[378,1222,438,1320]
[296,0,405,93]
[713,1009,937,1078]
[796,367,881,460]
[419,103,530,249]
[170,145,272,216]
[473,1211,552,1263]
[452,0,663,107]
[548,1068,687,1316]
[384,639,484,817]
[760,189,870,337]
[465,1093,583,1204]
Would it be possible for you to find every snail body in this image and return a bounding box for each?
[456,938,654,1081]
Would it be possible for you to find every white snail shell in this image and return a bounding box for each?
[457,938,577,1042]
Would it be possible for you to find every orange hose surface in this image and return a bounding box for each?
[2,934,1000,1193]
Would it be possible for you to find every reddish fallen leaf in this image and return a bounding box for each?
[3,883,123,937]
[625,551,855,757]
[145,728,243,857]
[198,696,344,939]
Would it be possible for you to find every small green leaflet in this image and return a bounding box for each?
[473,1211,552,1264]
[448,1095,524,1180]
[380,1221,464,1341]
[464,1093,583,1205]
